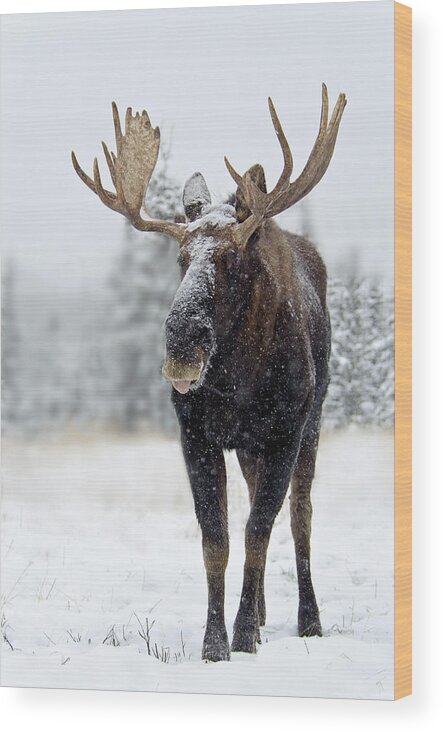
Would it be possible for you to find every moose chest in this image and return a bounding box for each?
[173,360,303,454]
[173,384,249,450]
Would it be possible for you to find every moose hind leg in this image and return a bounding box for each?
[232,444,296,654]
[236,450,266,627]
[290,433,322,637]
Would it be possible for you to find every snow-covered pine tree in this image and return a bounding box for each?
[345,277,370,424]
[324,276,366,427]
[355,281,384,425]
[374,288,394,426]
[324,276,394,430]
[323,276,351,429]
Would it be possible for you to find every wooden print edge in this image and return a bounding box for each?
[394,0,412,700]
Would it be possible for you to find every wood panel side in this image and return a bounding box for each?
[394,1,412,701]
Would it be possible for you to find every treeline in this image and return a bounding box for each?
[322,277,393,429]
[1,263,394,437]
[1,162,393,436]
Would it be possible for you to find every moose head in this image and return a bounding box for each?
[72,85,346,395]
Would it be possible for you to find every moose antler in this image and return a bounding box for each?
[225,84,347,244]
[72,103,185,242]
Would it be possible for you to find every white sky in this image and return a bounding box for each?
[0,1,394,297]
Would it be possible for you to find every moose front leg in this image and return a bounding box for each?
[181,433,230,662]
[232,442,298,654]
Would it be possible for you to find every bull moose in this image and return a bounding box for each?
[72,84,346,662]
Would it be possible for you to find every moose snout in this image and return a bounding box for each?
[162,356,205,394]
[163,312,213,394]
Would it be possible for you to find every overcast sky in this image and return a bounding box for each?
[0,1,394,298]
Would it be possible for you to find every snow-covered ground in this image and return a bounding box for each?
[1,428,393,699]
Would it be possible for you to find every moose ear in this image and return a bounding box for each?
[183,172,211,222]
[235,164,267,223]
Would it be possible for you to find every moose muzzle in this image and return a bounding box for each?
[162,356,206,394]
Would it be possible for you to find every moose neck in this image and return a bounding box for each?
[211,222,295,384]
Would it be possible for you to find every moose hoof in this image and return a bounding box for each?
[298,606,322,637]
[231,623,258,654]
[202,629,230,662]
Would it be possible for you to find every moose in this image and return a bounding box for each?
[72,84,346,662]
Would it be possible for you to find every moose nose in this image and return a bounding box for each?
[162,357,204,394]
[163,312,210,393]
